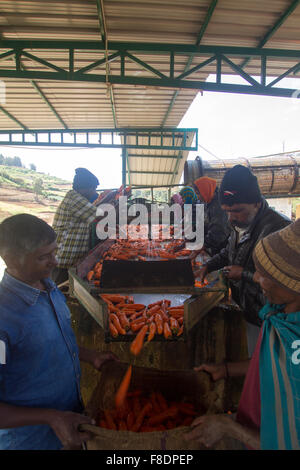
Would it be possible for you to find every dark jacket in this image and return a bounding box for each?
[206,198,291,326]
[203,188,231,256]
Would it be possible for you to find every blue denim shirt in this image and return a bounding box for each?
[0,271,83,450]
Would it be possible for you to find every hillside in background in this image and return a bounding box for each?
[0,164,71,224]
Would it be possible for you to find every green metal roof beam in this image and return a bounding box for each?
[21,61,68,129]
[2,40,300,57]
[128,154,182,159]
[241,0,300,69]
[0,106,27,129]
[127,170,178,175]
[161,0,218,127]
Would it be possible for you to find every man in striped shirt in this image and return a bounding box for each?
[52,168,99,284]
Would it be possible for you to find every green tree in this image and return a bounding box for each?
[30,163,37,171]
[33,177,44,201]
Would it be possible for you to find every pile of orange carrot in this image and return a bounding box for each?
[101,295,184,346]
[98,389,198,432]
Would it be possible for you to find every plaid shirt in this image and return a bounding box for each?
[52,190,97,268]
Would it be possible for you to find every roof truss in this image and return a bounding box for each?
[0,40,300,98]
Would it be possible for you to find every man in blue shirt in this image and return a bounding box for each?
[0,214,118,450]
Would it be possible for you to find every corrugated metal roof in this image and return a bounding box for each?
[0,1,299,185]
[124,130,195,185]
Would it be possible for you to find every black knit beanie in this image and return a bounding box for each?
[73,167,99,190]
[219,165,262,206]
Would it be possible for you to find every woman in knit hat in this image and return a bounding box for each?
[191,176,230,256]
[52,168,100,284]
[187,219,300,450]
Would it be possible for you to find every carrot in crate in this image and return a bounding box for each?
[86,270,94,281]
[103,410,117,430]
[115,365,132,409]
[131,402,152,432]
[147,407,178,426]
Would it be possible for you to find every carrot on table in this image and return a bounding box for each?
[110,313,126,335]
[115,365,132,409]
[130,321,147,332]
[154,313,163,335]
[177,325,184,336]
[109,322,119,338]
[169,317,179,335]
[163,321,172,339]
[86,270,94,281]
[147,322,156,342]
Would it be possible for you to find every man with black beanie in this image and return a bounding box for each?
[52,168,100,284]
[196,165,291,356]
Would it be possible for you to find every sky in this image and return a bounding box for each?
[1,74,300,188]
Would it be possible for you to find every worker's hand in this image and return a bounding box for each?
[222,265,243,281]
[194,363,227,381]
[48,410,95,449]
[184,414,230,448]
[92,351,120,371]
[79,347,119,371]
[193,265,208,283]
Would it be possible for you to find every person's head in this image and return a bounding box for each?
[219,165,262,228]
[72,167,99,200]
[170,193,183,206]
[179,186,198,205]
[193,177,217,203]
[253,219,300,310]
[0,214,57,282]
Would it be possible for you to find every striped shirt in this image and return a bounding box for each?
[52,190,97,268]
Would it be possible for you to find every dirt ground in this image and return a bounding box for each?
[0,185,60,225]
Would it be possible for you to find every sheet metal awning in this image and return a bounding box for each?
[0,1,300,185]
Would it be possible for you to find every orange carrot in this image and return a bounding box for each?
[110,313,126,335]
[86,270,94,281]
[131,402,152,432]
[104,410,117,430]
[147,322,156,342]
[147,407,178,426]
[177,325,184,336]
[169,317,179,335]
[109,322,119,338]
[163,321,172,339]
[117,312,130,331]
[130,321,147,332]
[126,411,135,430]
[115,365,132,409]
[155,313,163,335]
[130,324,149,356]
